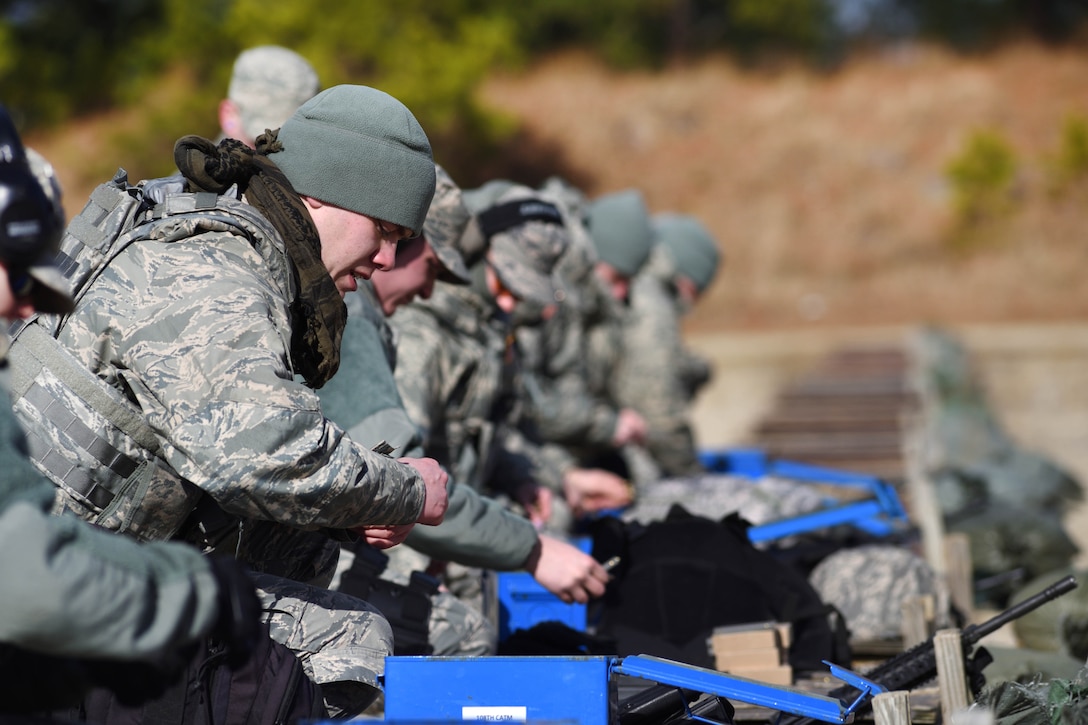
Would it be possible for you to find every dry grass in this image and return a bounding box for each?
[479,43,1088,333]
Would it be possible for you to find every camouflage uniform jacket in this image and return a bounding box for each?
[390,281,563,500]
[317,284,538,571]
[518,277,624,461]
[15,189,425,548]
[615,247,703,476]
[0,339,220,663]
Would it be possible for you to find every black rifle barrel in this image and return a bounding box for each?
[775,574,1077,725]
[962,574,1076,645]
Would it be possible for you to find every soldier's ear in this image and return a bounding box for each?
[218,99,243,138]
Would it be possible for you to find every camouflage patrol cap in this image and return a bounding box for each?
[540,185,596,312]
[585,189,655,278]
[539,176,589,225]
[423,165,471,284]
[228,45,320,142]
[482,187,570,306]
[653,213,721,294]
[461,179,516,214]
[809,544,938,641]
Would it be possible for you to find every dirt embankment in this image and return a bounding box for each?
[480,44,1088,332]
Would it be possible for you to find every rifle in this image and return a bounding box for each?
[776,574,1078,725]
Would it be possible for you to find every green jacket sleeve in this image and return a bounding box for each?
[318,303,539,572]
[56,236,425,531]
[0,395,219,661]
[405,480,538,571]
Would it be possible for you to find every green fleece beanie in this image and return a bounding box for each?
[653,212,721,294]
[268,84,435,235]
[585,189,654,277]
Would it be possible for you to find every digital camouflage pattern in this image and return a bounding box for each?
[614,246,707,476]
[484,186,570,306]
[10,188,428,710]
[0,340,227,714]
[352,544,497,657]
[391,281,539,499]
[254,573,392,718]
[621,473,827,547]
[326,283,538,571]
[28,194,425,538]
[228,46,320,143]
[517,194,621,455]
[315,281,541,656]
[808,544,940,641]
[424,165,472,284]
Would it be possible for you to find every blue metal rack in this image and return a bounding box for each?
[379,655,887,724]
[488,447,911,643]
[698,447,910,543]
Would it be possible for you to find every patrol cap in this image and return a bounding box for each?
[228,45,320,142]
[461,178,516,215]
[480,188,570,306]
[423,165,471,285]
[539,175,589,224]
[0,107,73,314]
[585,189,654,278]
[458,178,516,268]
[269,84,436,236]
[653,212,721,294]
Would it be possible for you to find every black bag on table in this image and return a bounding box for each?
[588,506,851,674]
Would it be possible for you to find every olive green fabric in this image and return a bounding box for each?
[652,212,721,294]
[585,189,654,277]
[268,84,435,235]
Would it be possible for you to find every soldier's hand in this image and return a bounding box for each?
[515,481,553,528]
[523,535,609,604]
[562,468,634,517]
[611,408,648,447]
[399,456,449,525]
[354,523,414,549]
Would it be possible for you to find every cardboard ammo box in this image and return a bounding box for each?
[709,621,793,685]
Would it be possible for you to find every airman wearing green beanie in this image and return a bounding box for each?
[13,82,450,718]
[613,212,722,478]
[653,212,722,301]
[584,188,655,303]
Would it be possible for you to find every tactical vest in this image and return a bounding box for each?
[7,170,290,544]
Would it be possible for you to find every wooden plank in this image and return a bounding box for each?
[934,629,971,721]
[873,690,913,725]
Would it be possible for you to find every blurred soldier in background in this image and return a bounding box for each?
[389,184,624,601]
[616,212,722,478]
[517,185,657,489]
[218,45,320,148]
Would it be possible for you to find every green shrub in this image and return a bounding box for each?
[944,128,1018,227]
[1044,113,1088,193]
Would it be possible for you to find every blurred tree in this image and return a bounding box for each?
[0,0,166,126]
[945,128,1018,229]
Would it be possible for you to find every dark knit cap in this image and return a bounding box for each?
[585,189,654,277]
[653,212,721,294]
[268,84,435,235]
